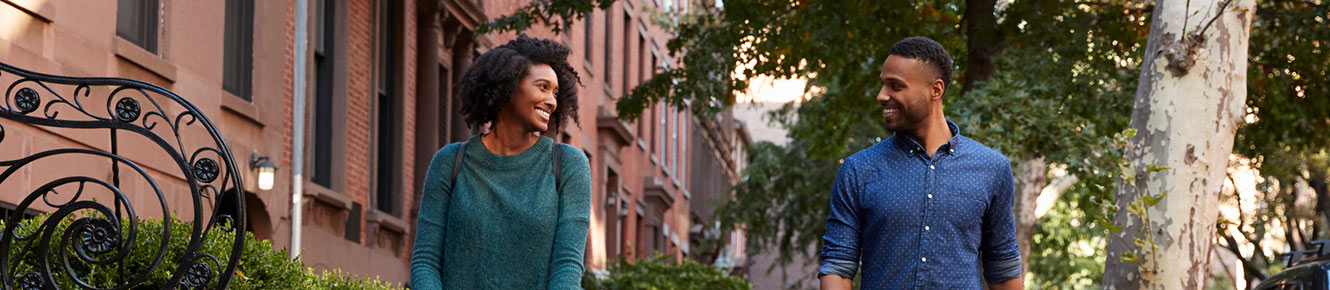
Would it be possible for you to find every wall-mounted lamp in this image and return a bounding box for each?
[250,151,278,191]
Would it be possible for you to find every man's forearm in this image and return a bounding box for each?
[986,275,1024,290]
[820,275,852,290]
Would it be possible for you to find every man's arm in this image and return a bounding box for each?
[980,162,1024,288]
[819,159,863,289]
[820,275,853,290]
[987,275,1024,290]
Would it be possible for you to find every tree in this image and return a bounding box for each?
[1099,0,1256,288]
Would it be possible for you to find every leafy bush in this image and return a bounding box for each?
[583,255,751,290]
[2,214,402,289]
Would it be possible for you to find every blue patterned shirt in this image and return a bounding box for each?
[819,121,1022,288]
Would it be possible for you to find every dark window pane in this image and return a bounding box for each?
[374,0,401,215]
[584,16,593,62]
[622,15,633,97]
[603,8,612,88]
[311,0,336,188]
[116,0,159,53]
[223,0,254,100]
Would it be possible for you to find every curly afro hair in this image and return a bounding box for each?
[456,34,583,133]
[888,36,954,92]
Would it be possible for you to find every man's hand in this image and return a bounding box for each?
[987,275,1024,290]
[820,275,853,290]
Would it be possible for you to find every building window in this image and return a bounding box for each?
[622,15,634,97]
[311,0,337,188]
[670,109,678,174]
[659,104,666,164]
[116,0,159,53]
[679,112,686,182]
[373,0,403,215]
[0,202,40,223]
[584,14,593,63]
[223,0,255,100]
[603,7,613,90]
[605,169,620,260]
[641,37,651,85]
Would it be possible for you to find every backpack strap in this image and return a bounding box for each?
[451,141,468,187]
[552,144,563,193]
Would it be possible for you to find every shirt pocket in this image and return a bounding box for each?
[939,182,990,231]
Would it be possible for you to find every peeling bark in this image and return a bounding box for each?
[1101,0,1255,288]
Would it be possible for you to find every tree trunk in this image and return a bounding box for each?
[1013,156,1046,274]
[1101,0,1255,288]
[961,0,1002,95]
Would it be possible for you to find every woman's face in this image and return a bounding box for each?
[500,63,559,133]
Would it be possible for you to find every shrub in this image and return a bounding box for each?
[583,255,751,290]
[2,214,403,289]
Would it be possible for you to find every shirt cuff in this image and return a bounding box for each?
[817,258,858,279]
[982,256,1022,283]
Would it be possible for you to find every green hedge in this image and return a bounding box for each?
[2,214,402,290]
[583,255,751,290]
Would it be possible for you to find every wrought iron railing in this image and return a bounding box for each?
[0,62,244,289]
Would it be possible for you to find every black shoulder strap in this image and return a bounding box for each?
[451,141,468,187]
[552,143,562,192]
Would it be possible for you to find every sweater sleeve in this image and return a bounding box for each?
[410,144,459,289]
[547,145,592,290]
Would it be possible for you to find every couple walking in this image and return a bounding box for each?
[408,35,1023,290]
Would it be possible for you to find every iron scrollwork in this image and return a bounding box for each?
[0,62,246,289]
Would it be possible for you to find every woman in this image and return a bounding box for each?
[410,34,590,290]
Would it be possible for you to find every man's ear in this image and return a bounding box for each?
[930,79,946,100]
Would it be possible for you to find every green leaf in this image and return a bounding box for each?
[1119,252,1141,264]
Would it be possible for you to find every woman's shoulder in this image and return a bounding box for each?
[552,142,589,168]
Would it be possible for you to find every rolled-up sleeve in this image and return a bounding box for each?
[980,163,1022,283]
[819,159,862,279]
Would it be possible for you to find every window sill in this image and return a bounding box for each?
[637,139,646,150]
[221,91,264,126]
[3,0,56,22]
[113,37,176,82]
[583,57,595,78]
[303,182,352,210]
[366,209,408,234]
[681,190,690,200]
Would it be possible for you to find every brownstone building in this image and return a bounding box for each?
[0,0,748,285]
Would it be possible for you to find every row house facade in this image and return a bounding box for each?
[0,0,749,285]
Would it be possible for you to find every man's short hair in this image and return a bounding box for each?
[888,36,954,90]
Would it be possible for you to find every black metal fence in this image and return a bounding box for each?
[0,62,244,289]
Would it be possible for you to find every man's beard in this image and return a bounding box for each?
[883,101,929,132]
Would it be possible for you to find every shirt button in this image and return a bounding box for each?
[921,257,927,262]
[949,149,955,153]
[929,165,935,170]
[925,226,930,231]
[927,194,933,199]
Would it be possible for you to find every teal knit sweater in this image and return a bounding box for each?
[410,135,591,289]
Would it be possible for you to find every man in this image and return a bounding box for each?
[818,36,1023,289]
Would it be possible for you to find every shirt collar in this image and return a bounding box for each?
[891,120,963,155]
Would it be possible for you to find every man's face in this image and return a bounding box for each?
[876,55,940,132]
